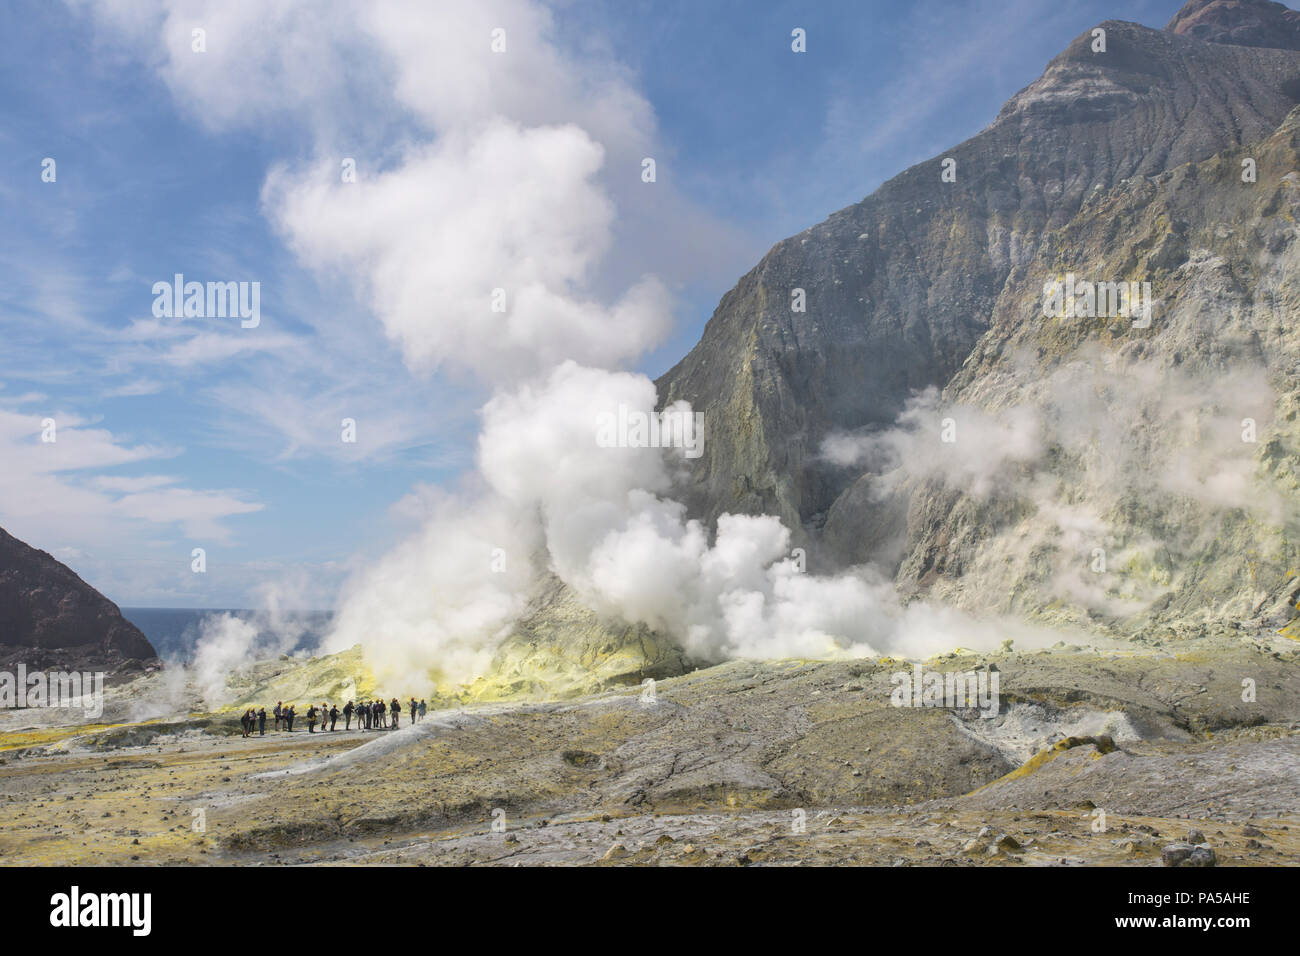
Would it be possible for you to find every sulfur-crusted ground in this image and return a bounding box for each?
[0,634,1297,866]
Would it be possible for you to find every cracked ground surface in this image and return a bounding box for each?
[0,636,1297,866]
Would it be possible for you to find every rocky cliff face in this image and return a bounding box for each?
[656,0,1300,639]
[1167,0,1300,49]
[0,527,159,673]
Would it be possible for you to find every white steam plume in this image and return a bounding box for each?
[820,349,1288,621]
[85,0,1047,691]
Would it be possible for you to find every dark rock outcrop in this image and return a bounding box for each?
[0,526,159,673]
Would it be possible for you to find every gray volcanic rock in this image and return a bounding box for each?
[649,2,1300,639]
[657,10,1300,540]
[0,526,159,673]
[7,635,1293,866]
[887,103,1300,632]
[1167,0,1300,50]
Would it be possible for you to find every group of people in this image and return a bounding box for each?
[239,707,266,737]
[238,697,431,737]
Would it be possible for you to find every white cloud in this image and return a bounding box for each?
[0,407,261,548]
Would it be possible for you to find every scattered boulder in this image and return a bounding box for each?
[1161,843,1217,867]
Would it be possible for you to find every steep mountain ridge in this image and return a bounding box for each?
[657,9,1300,544]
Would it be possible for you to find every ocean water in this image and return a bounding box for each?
[121,608,332,660]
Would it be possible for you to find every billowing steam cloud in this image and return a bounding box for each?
[820,348,1287,622]
[330,356,1049,687]
[125,575,332,714]
[265,125,672,382]
[326,486,541,689]
[83,0,1059,693]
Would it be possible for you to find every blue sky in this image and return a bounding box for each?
[0,0,1186,607]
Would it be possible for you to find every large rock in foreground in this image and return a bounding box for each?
[0,526,159,673]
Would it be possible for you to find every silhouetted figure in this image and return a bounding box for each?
[329,704,339,731]
[239,710,250,738]
[307,705,317,733]
[390,697,401,730]
[286,705,295,732]
[257,708,267,736]
[419,699,427,720]
[273,701,283,731]
[409,697,418,724]
[343,700,354,730]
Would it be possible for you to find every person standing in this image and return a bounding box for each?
[390,697,401,730]
[308,704,319,733]
[257,707,267,736]
[239,710,250,738]
[419,699,427,720]
[273,701,282,731]
[343,700,354,730]
[329,703,339,732]
[409,697,418,724]
[286,705,295,732]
